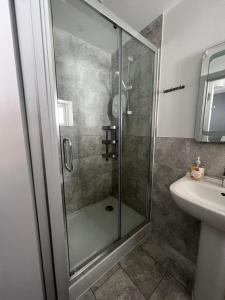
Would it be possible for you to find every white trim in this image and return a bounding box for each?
[14,0,70,299]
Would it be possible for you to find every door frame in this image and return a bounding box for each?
[14,0,69,299]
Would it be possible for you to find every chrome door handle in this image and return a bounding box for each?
[63,138,73,172]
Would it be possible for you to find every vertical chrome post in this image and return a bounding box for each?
[149,48,161,221]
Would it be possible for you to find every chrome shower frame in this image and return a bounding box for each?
[13,0,159,299]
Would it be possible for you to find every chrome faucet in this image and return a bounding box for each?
[221,168,225,187]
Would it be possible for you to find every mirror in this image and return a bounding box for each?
[195,41,225,142]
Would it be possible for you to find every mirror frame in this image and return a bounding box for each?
[195,41,225,142]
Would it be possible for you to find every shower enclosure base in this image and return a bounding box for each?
[67,196,145,271]
[69,220,151,299]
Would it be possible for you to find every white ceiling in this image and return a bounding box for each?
[52,0,117,53]
[52,0,181,53]
[101,0,182,31]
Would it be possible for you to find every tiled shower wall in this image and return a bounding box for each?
[141,15,163,49]
[120,38,154,216]
[111,18,161,216]
[54,28,113,213]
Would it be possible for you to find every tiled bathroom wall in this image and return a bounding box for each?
[137,14,199,266]
[54,28,113,213]
[141,15,163,49]
[140,14,225,281]
[152,137,225,263]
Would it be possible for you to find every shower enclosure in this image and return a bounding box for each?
[14,0,158,299]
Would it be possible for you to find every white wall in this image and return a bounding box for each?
[158,0,225,138]
[0,2,44,300]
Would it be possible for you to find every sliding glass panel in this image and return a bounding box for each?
[51,0,120,274]
[120,30,155,236]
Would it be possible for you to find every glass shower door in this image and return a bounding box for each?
[50,0,155,277]
[51,0,120,274]
[120,31,155,236]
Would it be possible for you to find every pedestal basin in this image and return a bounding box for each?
[170,174,225,300]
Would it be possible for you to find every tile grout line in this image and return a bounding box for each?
[91,241,192,299]
[90,288,97,300]
[138,244,166,269]
[118,263,148,300]
[77,288,97,300]
[139,242,193,294]
[91,264,120,293]
[135,245,169,299]
[148,272,168,299]
[165,270,192,295]
[118,244,169,297]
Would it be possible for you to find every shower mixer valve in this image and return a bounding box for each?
[102,125,118,161]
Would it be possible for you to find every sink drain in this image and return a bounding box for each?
[221,193,225,196]
[105,205,114,211]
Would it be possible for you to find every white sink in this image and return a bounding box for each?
[170,174,225,300]
[170,174,225,232]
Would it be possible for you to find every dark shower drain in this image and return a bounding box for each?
[105,205,114,211]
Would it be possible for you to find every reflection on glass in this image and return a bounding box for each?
[204,78,225,141]
[50,0,155,275]
[120,31,155,236]
[51,0,120,274]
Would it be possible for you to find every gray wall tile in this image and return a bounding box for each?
[152,137,225,264]
[141,15,163,48]
[54,27,113,212]
[155,137,191,170]
[190,140,225,177]
[111,15,163,215]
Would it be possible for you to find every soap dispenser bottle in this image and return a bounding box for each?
[191,156,205,180]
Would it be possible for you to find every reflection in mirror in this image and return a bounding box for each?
[203,78,225,140]
[195,41,225,142]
